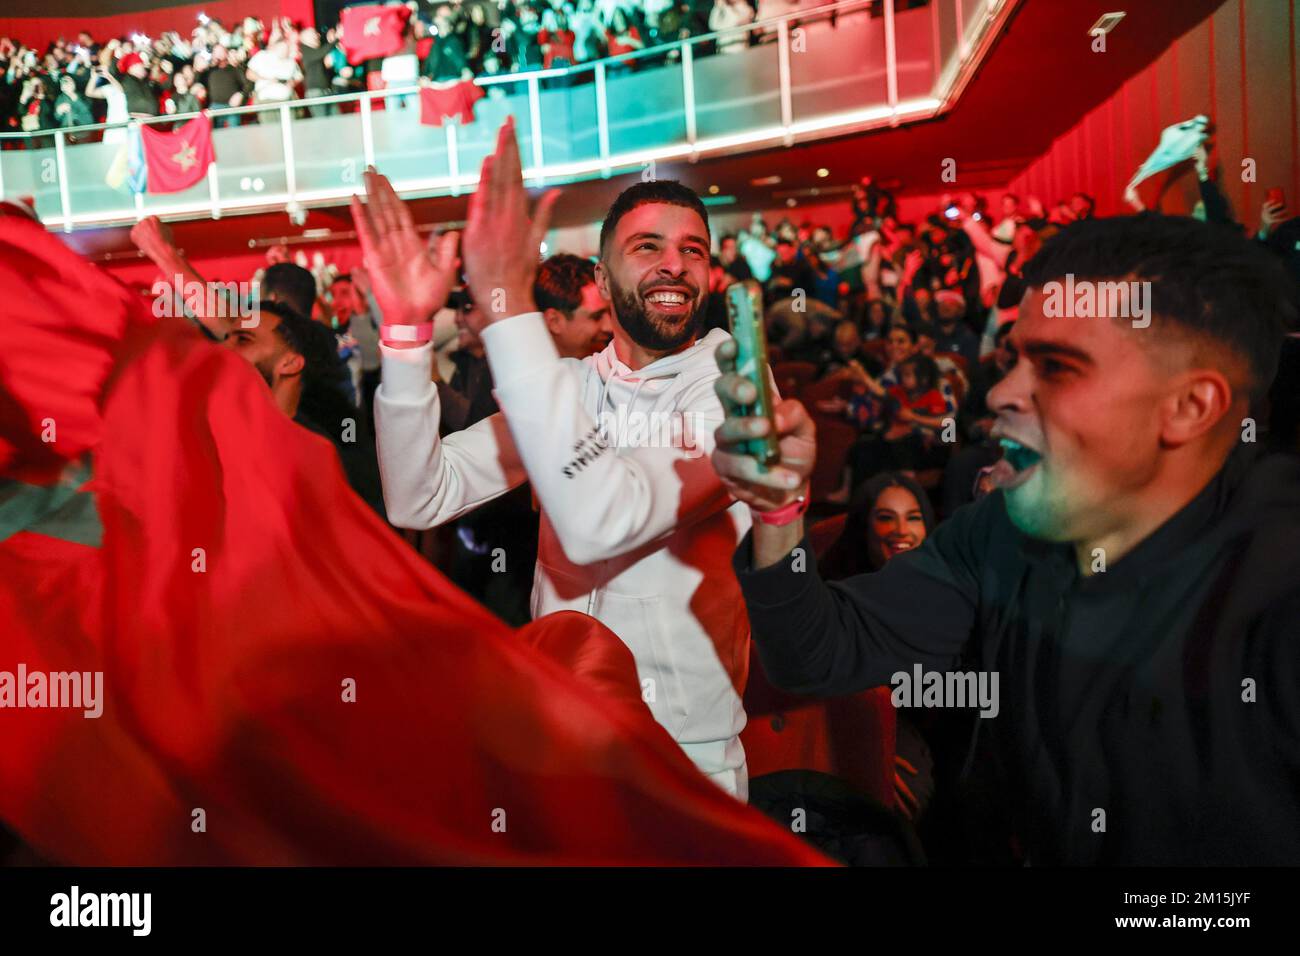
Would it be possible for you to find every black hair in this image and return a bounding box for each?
[261,262,317,322]
[901,353,940,392]
[887,321,917,344]
[260,300,352,425]
[598,179,710,258]
[534,253,597,316]
[820,471,937,579]
[1022,214,1298,401]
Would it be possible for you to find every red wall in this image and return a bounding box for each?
[0,1,313,52]
[1005,0,1297,225]
[103,242,364,292]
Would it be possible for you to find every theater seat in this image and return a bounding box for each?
[808,415,858,502]
[742,647,897,809]
[771,360,818,397]
[741,511,898,810]
[808,512,847,556]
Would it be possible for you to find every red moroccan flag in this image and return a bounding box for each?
[419,80,486,127]
[140,114,215,195]
[0,213,830,867]
[341,3,411,65]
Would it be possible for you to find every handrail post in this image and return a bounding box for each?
[778,20,794,146]
[596,63,611,179]
[446,122,460,196]
[54,129,72,232]
[884,0,899,122]
[208,160,221,219]
[280,103,297,205]
[360,95,376,169]
[527,75,544,185]
[682,42,697,159]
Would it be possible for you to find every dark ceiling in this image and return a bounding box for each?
[64,0,1228,261]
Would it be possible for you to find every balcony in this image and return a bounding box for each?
[0,0,1017,232]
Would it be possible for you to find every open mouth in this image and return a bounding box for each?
[992,438,1043,489]
[883,538,915,557]
[643,288,693,316]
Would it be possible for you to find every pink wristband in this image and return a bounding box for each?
[380,323,434,346]
[753,493,809,527]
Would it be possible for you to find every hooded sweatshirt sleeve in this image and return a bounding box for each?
[732,493,991,697]
[479,312,735,566]
[374,340,528,530]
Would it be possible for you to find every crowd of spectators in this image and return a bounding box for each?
[0,0,863,138]
[704,168,1299,520]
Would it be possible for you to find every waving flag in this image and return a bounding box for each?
[0,213,829,867]
[341,3,412,65]
[1125,115,1210,205]
[104,123,147,194]
[140,114,215,195]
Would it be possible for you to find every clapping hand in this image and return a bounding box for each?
[350,166,460,333]
[459,115,560,332]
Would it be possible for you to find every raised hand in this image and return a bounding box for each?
[130,214,178,265]
[350,166,460,333]
[1261,199,1287,237]
[460,115,560,331]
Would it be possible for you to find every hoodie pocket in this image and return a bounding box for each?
[593,591,691,740]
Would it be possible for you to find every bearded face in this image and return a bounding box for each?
[598,202,711,354]
[605,267,703,352]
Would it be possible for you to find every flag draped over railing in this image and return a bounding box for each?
[106,114,215,195]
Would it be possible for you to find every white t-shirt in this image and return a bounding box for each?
[381,53,419,86]
[248,49,299,103]
[102,83,129,144]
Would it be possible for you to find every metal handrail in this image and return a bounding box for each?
[2,0,1022,234]
[0,0,876,141]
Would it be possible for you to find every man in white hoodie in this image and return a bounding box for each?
[352,117,758,798]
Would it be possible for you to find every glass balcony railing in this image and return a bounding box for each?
[0,0,1018,232]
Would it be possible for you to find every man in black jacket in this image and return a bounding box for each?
[710,214,1300,864]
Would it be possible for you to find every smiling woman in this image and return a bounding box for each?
[818,470,936,581]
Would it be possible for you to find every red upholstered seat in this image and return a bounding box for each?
[740,514,897,808]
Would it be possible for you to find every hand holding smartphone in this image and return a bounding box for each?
[724,280,780,471]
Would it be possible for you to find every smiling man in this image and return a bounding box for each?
[711,213,1300,863]
[360,119,757,797]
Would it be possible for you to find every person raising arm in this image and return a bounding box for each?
[353,117,762,795]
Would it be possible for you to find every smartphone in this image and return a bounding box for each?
[725,280,780,471]
[1267,187,1286,209]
